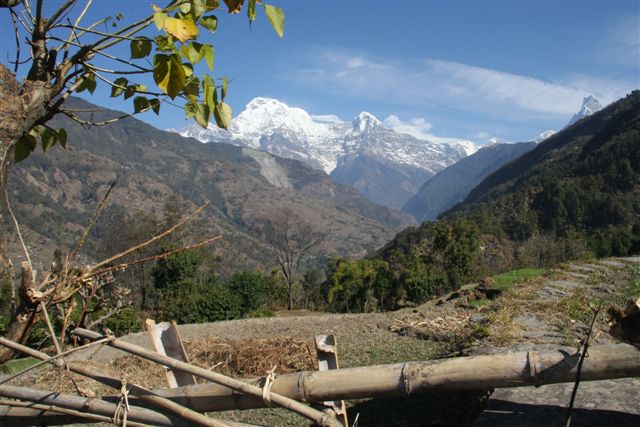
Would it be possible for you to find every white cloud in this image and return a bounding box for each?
[383,114,480,147]
[293,48,637,120]
[383,115,432,139]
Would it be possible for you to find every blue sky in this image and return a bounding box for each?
[1,0,639,143]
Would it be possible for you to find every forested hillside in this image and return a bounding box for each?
[455,90,640,256]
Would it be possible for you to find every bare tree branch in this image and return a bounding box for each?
[45,0,77,30]
[91,203,209,270]
[69,181,115,261]
[9,8,21,73]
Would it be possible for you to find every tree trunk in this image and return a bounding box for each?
[0,64,55,363]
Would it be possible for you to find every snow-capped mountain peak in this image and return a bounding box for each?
[580,96,603,116]
[566,95,603,127]
[535,130,556,143]
[352,111,383,131]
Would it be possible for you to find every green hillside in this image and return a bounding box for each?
[325,91,640,313]
[453,90,640,256]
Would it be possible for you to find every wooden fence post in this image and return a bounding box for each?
[145,319,196,388]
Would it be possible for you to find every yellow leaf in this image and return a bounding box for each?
[163,17,199,43]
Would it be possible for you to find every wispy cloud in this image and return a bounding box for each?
[597,15,640,68]
[292,49,636,120]
[383,114,482,145]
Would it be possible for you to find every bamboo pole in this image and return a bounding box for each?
[136,343,640,413]
[73,327,342,427]
[0,385,184,426]
[0,400,151,427]
[0,336,229,427]
[0,401,262,427]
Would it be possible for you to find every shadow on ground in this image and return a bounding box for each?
[474,399,640,427]
[345,390,491,426]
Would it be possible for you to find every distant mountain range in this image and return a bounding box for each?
[9,98,414,273]
[402,141,538,222]
[174,98,481,209]
[401,96,603,222]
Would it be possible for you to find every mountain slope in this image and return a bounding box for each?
[451,90,640,254]
[8,98,414,272]
[402,141,537,222]
[175,98,471,208]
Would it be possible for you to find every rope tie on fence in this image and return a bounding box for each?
[113,378,130,426]
[261,365,278,407]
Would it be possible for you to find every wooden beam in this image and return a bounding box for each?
[315,335,348,427]
[145,319,196,388]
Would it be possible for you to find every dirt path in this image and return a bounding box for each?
[473,257,640,427]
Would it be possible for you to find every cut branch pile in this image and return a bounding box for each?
[188,336,317,378]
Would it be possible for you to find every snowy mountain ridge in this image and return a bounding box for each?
[172,97,477,175]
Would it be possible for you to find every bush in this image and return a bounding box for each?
[103,307,142,336]
[226,271,277,313]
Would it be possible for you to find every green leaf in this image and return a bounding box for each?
[57,128,67,148]
[182,62,193,77]
[130,36,152,59]
[203,74,217,109]
[202,44,214,70]
[264,4,284,38]
[124,84,137,100]
[77,73,96,94]
[200,15,218,33]
[180,42,213,70]
[214,102,232,129]
[153,12,168,30]
[221,76,228,101]
[194,102,211,128]
[181,42,205,64]
[247,0,256,21]
[191,0,211,20]
[183,76,200,102]
[185,101,198,119]
[155,35,175,51]
[149,98,161,115]
[86,74,97,94]
[153,53,186,99]
[111,77,128,97]
[15,133,36,162]
[178,1,192,14]
[205,0,220,10]
[40,127,57,152]
[133,96,151,113]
